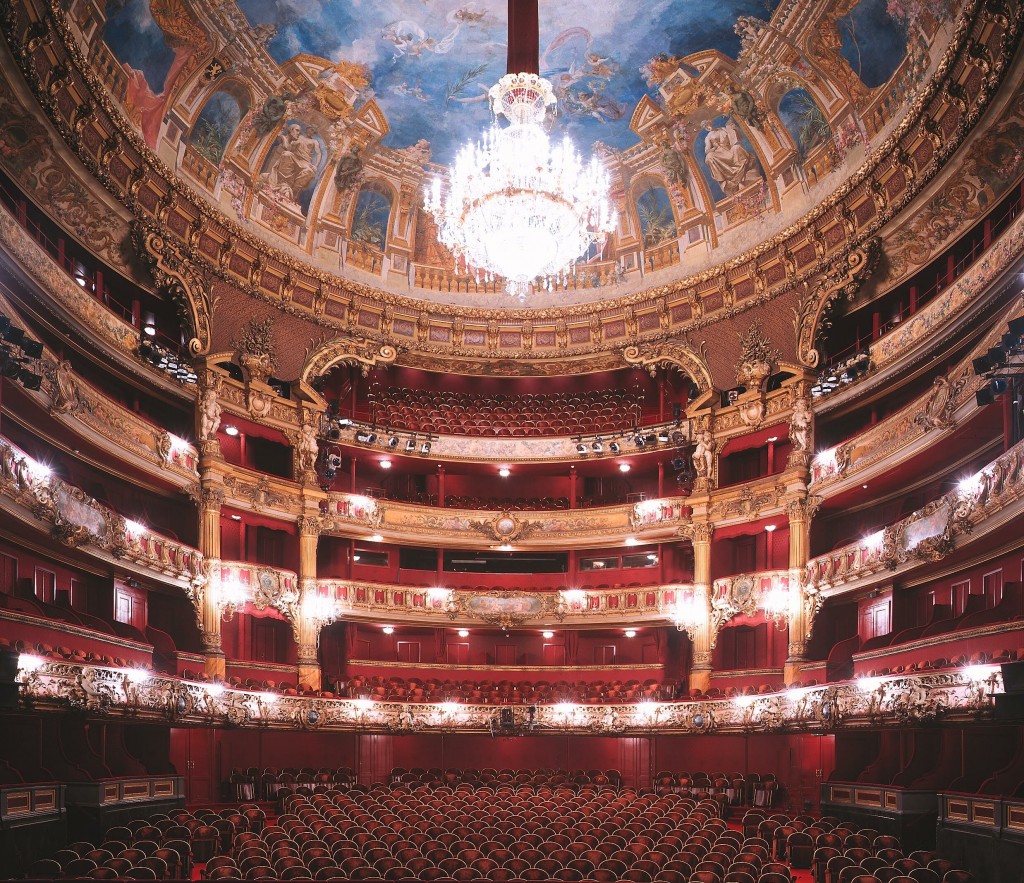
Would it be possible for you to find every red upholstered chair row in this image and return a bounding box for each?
[340,676,675,704]
[370,387,646,437]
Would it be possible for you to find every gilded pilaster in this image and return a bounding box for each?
[297,514,324,690]
[686,521,715,693]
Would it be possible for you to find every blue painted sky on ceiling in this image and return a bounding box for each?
[99,1,916,165]
[232,0,785,162]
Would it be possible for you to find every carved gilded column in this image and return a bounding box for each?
[784,496,819,685]
[197,482,226,679]
[688,521,715,693]
[296,515,324,690]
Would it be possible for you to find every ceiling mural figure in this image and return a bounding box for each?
[80,0,962,308]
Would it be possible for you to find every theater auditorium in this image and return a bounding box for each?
[0,0,1022,881]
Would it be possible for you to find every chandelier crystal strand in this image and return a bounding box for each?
[424,73,617,300]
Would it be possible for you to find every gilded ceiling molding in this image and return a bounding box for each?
[622,342,714,393]
[0,0,1016,375]
[793,238,881,368]
[133,220,214,355]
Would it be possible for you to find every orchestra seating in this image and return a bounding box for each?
[372,388,646,437]
[23,788,978,883]
[339,677,676,704]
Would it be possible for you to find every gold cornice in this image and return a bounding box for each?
[0,0,1016,376]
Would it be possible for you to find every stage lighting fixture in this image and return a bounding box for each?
[2,361,20,379]
[21,339,43,359]
[973,356,992,375]
[609,441,620,454]
[0,316,9,334]
[19,371,42,391]
[657,430,670,443]
[592,439,603,453]
[988,345,1008,367]
[328,427,342,440]
[1009,316,1024,336]
[387,435,399,449]
[634,434,645,448]
[3,327,24,346]
[420,441,431,455]
[405,437,417,452]
[576,443,588,455]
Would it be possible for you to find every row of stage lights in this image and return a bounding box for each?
[0,315,43,391]
[973,316,1024,406]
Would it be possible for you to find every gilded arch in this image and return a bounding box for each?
[622,341,714,394]
[301,335,399,389]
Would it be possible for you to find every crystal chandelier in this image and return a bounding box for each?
[424,72,617,300]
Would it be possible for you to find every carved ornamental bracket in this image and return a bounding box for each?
[794,239,881,368]
[132,221,214,356]
[622,343,714,394]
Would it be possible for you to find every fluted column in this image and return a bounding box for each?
[197,482,226,679]
[296,515,323,690]
[688,522,714,693]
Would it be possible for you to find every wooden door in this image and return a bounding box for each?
[170,728,217,804]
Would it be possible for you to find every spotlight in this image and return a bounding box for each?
[1009,316,1024,336]
[387,436,399,449]
[327,454,343,469]
[592,440,603,453]
[635,435,646,448]
[976,388,995,406]
[405,437,417,452]
[19,371,42,391]
[973,356,993,375]
[657,430,670,443]
[0,316,8,333]
[328,427,342,440]
[576,443,588,455]
[3,326,24,346]
[21,339,43,359]
[355,430,374,444]
[988,345,1008,367]
[609,442,620,454]
[992,377,1010,395]
[420,441,431,455]
[670,457,686,471]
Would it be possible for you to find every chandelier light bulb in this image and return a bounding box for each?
[424,73,616,300]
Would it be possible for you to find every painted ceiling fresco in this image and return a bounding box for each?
[83,0,961,307]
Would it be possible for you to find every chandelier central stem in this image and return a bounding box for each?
[422,1,616,301]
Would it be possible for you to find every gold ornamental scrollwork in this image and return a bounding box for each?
[793,239,881,368]
[444,590,563,629]
[301,336,398,386]
[132,220,214,356]
[622,343,713,394]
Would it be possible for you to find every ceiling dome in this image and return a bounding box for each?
[81,0,962,309]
